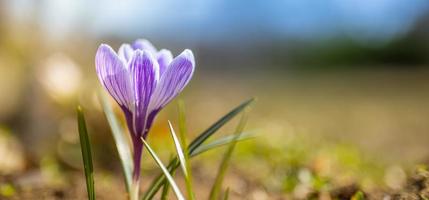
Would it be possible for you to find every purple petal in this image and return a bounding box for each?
[132,39,157,54]
[118,44,134,64]
[129,50,159,135]
[156,49,173,75]
[95,44,134,110]
[150,49,195,111]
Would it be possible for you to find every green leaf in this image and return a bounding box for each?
[177,101,195,200]
[0,183,16,197]
[168,121,188,177]
[142,98,254,200]
[351,191,365,200]
[160,159,178,200]
[223,188,230,200]
[159,122,188,200]
[160,183,169,200]
[148,133,252,200]
[188,98,254,154]
[209,111,249,200]
[168,120,195,199]
[191,133,255,156]
[98,91,133,192]
[141,138,185,200]
[77,106,96,200]
[160,161,176,200]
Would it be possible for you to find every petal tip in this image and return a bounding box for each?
[96,44,117,58]
[118,43,132,50]
[180,49,195,65]
[134,49,156,59]
[134,38,151,44]
[133,39,157,52]
[158,49,173,56]
[98,43,112,50]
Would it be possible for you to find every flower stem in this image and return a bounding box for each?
[130,178,140,200]
[131,139,143,200]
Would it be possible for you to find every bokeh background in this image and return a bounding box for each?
[1,0,429,199]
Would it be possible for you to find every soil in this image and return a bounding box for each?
[3,167,429,200]
[0,172,125,200]
[320,167,429,200]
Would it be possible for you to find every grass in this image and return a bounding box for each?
[77,106,96,200]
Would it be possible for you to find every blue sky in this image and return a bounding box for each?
[6,0,429,42]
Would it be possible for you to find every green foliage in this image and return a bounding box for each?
[177,100,196,200]
[351,191,365,200]
[77,106,96,200]
[99,91,133,192]
[191,133,254,156]
[223,188,230,200]
[168,121,189,181]
[160,164,176,200]
[225,133,387,196]
[141,138,185,200]
[0,183,16,197]
[209,111,248,200]
[164,121,195,200]
[142,98,254,200]
[187,98,254,154]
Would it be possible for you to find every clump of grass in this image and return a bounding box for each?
[77,98,255,200]
[77,106,95,200]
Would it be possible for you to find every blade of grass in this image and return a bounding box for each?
[168,121,188,177]
[77,106,96,200]
[187,98,254,153]
[160,182,170,200]
[162,122,192,200]
[191,133,255,156]
[223,188,230,200]
[160,157,177,200]
[177,101,195,200]
[142,98,254,200]
[98,91,133,192]
[143,132,252,200]
[209,111,249,200]
[168,121,195,199]
[141,138,185,200]
[160,106,195,200]
[351,191,365,200]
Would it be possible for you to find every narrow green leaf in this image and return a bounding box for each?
[77,106,96,200]
[187,98,254,154]
[160,159,178,200]
[160,122,190,199]
[98,91,133,192]
[191,133,255,156]
[160,162,176,200]
[223,188,230,200]
[177,101,195,200]
[209,111,249,200]
[145,134,252,200]
[142,132,252,200]
[168,121,188,177]
[351,191,365,200]
[142,98,254,200]
[141,138,185,200]
[160,182,169,200]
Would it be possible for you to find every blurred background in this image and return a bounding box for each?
[1,0,429,199]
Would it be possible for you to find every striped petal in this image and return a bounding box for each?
[150,49,195,111]
[132,39,157,54]
[156,49,173,76]
[95,44,134,110]
[118,44,134,64]
[129,50,159,135]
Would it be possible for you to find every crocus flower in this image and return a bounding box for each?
[95,39,195,198]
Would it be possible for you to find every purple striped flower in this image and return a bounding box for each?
[95,39,195,188]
